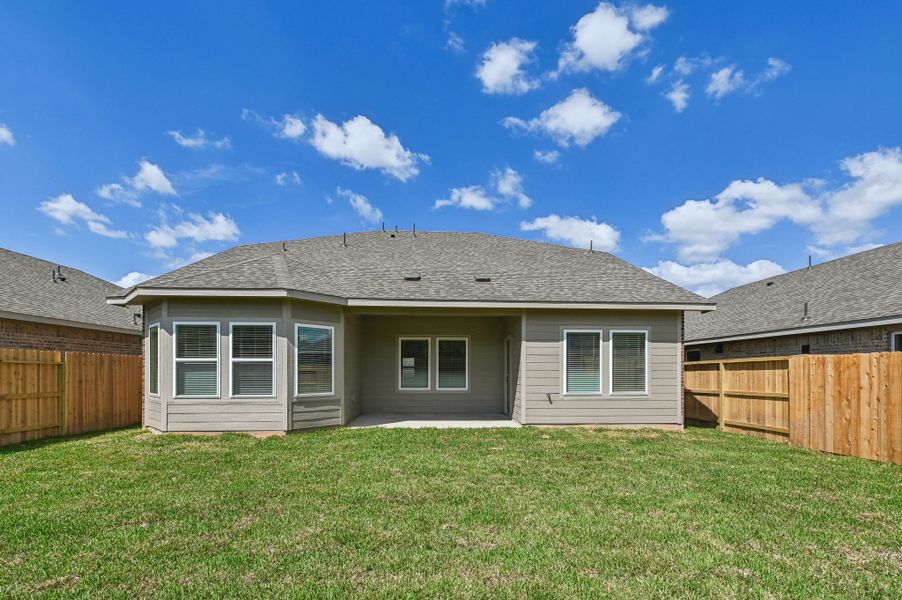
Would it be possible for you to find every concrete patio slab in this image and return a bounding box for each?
[348,413,521,429]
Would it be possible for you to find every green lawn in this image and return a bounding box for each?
[1,426,900,598]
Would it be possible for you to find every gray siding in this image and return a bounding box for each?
[503,315,523,423]
[289,299,342,430]
[359,316,506,414]
[143,301,163,430]
[343,313,362,424]
[523,310,682,425]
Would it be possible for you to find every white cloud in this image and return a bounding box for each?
[167,129,231,150]
[275,114,306,140]
[446,31,465,53]
[706,57,791,100]
[130,160,177,196]
[114,271,154,288]
[337,187,384,224]
[706,66,746,100]
[435,185,498,211]
[476,38,539,95]
[653,147,902,262]
[275,170,301,186]
[656,177,820,262]
[665,80,690,112]
[0,123,14,146]
[445,0,487,6]
[647,259,786,297]
[646,64,665,84]
[493,167,532,208]
[310,114,427,181]
[811,147,902,245]
[628,4,670,31]
[145,212,239,249]
[95,183,140,208]
[520,214,620,251]
[558,3,666,74]
[534,149,560,164]
[502,88,621,147]
[37,193,127,239]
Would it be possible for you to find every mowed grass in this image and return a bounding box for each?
[1,426,901,599]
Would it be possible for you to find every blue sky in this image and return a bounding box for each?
[1,1,900,296]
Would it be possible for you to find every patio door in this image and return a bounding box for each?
[504,337,512,415]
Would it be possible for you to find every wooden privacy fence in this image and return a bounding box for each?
[0,348,142,447]
[685,352,902,464]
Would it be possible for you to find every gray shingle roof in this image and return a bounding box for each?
[685,241,902,342]
[0,248,141,332]
[119,231,709,306]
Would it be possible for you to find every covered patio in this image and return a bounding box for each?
[347,412,521,428]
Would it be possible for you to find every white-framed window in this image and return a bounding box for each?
[436,337,468,391]
[610,329,649,395]
[229,322,276,398]
[892,331,902,352]
[173,321,220,398]
[563,329,602,395]
[296,323,334,397]
[148,323,160,396]
[399,337,431,391]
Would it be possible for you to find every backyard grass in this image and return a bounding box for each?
[1,426,901,598]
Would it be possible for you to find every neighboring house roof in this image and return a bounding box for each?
[0,247,141,334]
[685,241,902,343]
[109,231,712,309]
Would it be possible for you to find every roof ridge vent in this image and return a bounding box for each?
[403,273,421,282]
[474,275,492,282]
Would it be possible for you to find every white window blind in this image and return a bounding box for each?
[174,323,219,397]
[148,324,159,395]
[231,324,274,397]
[437,338,467,390]
[611,331,647,394]
[400,338,430,390]
[296,324,333,396]
[565,331,601,394]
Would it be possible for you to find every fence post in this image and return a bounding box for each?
[57,353,66,436]
[718,361,726,430]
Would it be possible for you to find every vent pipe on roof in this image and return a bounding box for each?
[381,222,385,232]
[588,240,594,253]
[803,301,810,320]
[808,255,812,269]
[53,266,66,282]
[342,232,347,247]
[413,223,416,237]
[281,241,287,252]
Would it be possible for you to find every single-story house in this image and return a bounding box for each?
[685,241,902,361]
[107,231,714,432]
[0,247,142,354]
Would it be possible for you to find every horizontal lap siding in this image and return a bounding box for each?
[289,299,343,431]
[524,310,681,425]
[168,401,283,431]
[144,397,162,429]
[292,398,341,430]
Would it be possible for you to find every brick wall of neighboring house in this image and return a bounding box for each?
[0,317,141,355]
[687,324,901,361]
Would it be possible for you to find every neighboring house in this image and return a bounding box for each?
[108,231,713,433]
[0,248,142,354]
[685,242,902,361]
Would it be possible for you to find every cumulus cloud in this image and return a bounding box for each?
[241,109,307,140]
[493,167,532,208]
[0,123,14,146]
[652,147,902,262]
[533,149,560,164]
[476,38,539,94]
[114,271,154,288]
[167,129,231,150]
[646,64,665,84]
[336,188,384,224]
[95,183,140,208]
[665,80,690,112]
[37,194,128,239]
[558,3,667,74]
[275,170,301,186]
[520,214,620,251]
[310,114,427,181]
[145,212,239,249]
[435,186,498,211]
[502,88,621,147]
[130,160,177,196]
[706,57,791,100]
[647,259,786,297]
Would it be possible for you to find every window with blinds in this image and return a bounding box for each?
[399,338,430,390]
[893,332,902,352]
[296,324,333,396]
[565,331,601,394]
[148,324,159,395]
[611,331,647,394]
[231,323,275,397]
[437,338,467,390]
[174,323,219,397]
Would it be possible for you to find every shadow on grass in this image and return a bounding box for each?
[0,425,142,455]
